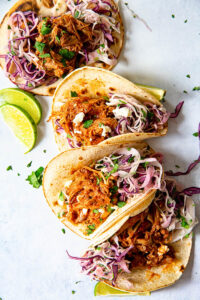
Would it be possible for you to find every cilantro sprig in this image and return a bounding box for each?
[26,167,44,188]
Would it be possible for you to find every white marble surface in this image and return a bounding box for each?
[0,0,200,299]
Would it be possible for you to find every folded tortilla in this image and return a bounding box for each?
[43,141,161,240]
[52,67,168,152]
[0,0,123,95]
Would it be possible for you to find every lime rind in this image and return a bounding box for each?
[0,103,37,153]
[135,84,166,101]
[0,88,42,124]
[94,282,151,296]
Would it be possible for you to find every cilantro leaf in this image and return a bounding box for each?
[193,86,200,91]
[26,167,44,188]
[70,91,78,97]
[34,41,46,53]
[27,161,32,168]
[39,53,51,58]
[6,165,12,171]
[59,49,75,60]
[74,11,79,18]
[41,21,52,35]
[117,201,126,208]
[83,120,93,128]
[193,132,199,137]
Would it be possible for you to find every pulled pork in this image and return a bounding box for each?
[116,203,174,268]
[65,167,117,232]
[35,15,93,77]
[54,96,118,145]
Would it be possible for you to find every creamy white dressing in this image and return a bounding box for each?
[73,112,85,126]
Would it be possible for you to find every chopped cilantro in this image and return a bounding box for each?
[127,147,131,151]
[141,109,147,118]
[6,165,12,171]
[74,11,80,18]
[183,90,188,93]
[27,161,32,168]
[110,185,118,194]
[103,96,109,101]
[34,41,46,53]
[39,53,51,58]
[175,165,180,168]
[83,120,93,128]
[96,246,101,250]
[186,74,190,78]
[61,228,66,234]
[70,91,78,97]
[8,25,11,29]
[55,35,60,43]
[119,100,126,104]
[147,111,154,120]
[100,217,103,222]
[185,233,190,238]
[57,212,61,218]
[128,156,135,163]
[171,14,175,18]
[100,43,105,48]
[62,30,67,35]
[75,281,81,284]
[193,86,200,91]
[72,290,76,294]
[28,83,33,87]
[67,133,72,139]
[142,161,149,168]
[107,205,115,213]
[96,177,102,185]
[41,20,52,35]
[59,49,75,60]
[11,48,16,56]
[59,191,64,202]
[26,167,44,189]
[93,209,99,214]
[43,149,46,153]
[87,224,96,235]
[193,132,198,137]
[105,163,119,179]
[184,19,188,23]
[17,173,20,176]
[180,216,190,229]
[117,201,126,208]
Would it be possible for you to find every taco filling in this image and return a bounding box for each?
[0,0,121,90]
[57,146,163,235]
[67,179,197,284]
[52,93,170,148]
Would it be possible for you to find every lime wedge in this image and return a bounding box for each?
[0,88,42,124]
[0,104,37,153]
[94,282,150,296]
[136,84,166,101]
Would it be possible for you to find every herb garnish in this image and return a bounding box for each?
[74,11,79,18]
[103,96,109,101]
[55,35,60,43]
[72,290,76,294]
[186,74,190,78]
[26,167,44,188]
[171,14,175,18]
[59,191,65,202]
[59,49,75,60]
[110,185,118,194]
[70,91,78,97]
[128,156,135,163]
[107,205,115,213]
[6,165,12,171]
[193,132,199,137]
[87,224,96,235]
[83,120,93,128]
[39,53,51,58]
[117,201,126,208]
[41,20,52,35]
[93,209,99,214]
[180,216,190,229]
[27,161,32,168]
[35,41,46,53]
[105,163,119,179]
[61,228,66,234]
[96,177,102,185]
[193,86,200,91]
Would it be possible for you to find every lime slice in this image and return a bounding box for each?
[94,282,150,296]
[0,88,42,124]
[136,84,166,101]
[0,104,37,153]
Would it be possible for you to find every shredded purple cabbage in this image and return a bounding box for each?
[170,101,184,118]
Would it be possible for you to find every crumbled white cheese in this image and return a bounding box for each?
[58,198,64,206]
[158,245,169,256]
[65,180,72,188]
[74,129,82,134]
[82,208,88,215]
[73,112,85,126]
[100,124,111,137]
[98,208,105,214]
[113,107,131,118]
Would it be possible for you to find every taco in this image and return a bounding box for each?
[0,0,123,95]
[51,67,169,152]
[68,178,198,292]
[43,141,164,240]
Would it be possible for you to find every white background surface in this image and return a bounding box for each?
[0,0,199,299]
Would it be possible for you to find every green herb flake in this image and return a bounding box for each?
[175,165,180,168]
[193,132,198,137]
[43,149,46,153]
[103,96,109,101]
[17,173,20,176]
[171,14,175,18]
[75,281,81,284]
[141,109,147,118]
[61,228,66,234]
[142,161,149,168]
[59,191,65,202]
[57,212,61,218]
[83,120,93,129]
[127,147,131,151]
[181,216,190,229]
[186,74,190,78]
[96,177,102,185]
[34,41,46,53]
[28,83,33,87]
[74,10,79,18]
[67,133,72,139]
[117,201,126,208]
[39,53,51,58]
[96,246,101,250]
[185,233,190,238]
[59,49,75,60]
[72,290,76,294]
[87,224,96,235]
[26,167,44,189]
[41,20,52,35]
[128,156,135,163]
[55,35,60,43]
[184,19,188,23]
[70,91,78,97]
[183,90,188,93]
[110,185,118,195]
[107,205,115,213]
[6,165,12,171]
[105,163,119,179]
[193,86,200,91]
[8,25,11,29]
[100,43,105,48]
[27,161,32,168]
[93,209,99,214]
[119,100,126,104]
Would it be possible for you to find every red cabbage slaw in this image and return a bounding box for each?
[67,238,132,285]
[0,11,51,90]
[67,178,198,284]
[155,178,198,242]
[66,0,120,66]
[94,146,163,203]
[55,93,170,149]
